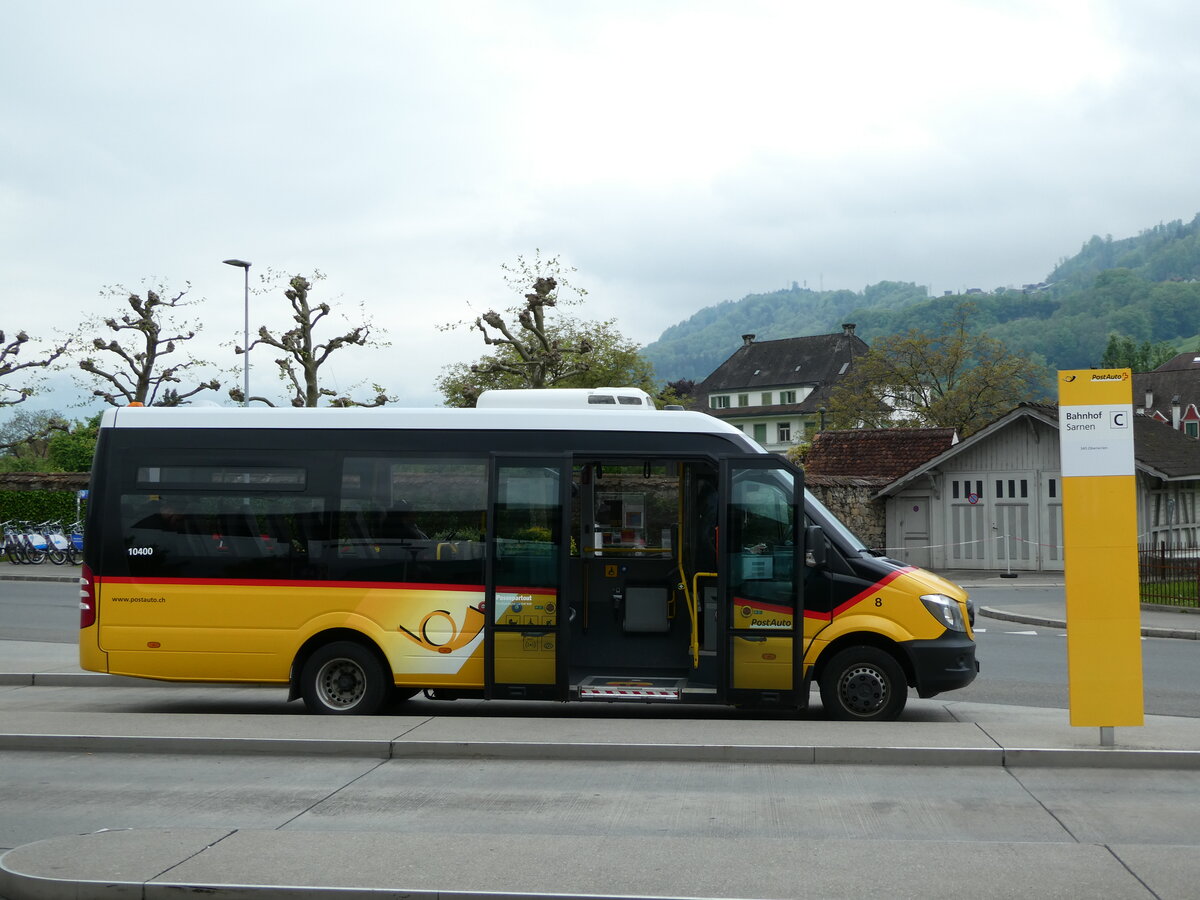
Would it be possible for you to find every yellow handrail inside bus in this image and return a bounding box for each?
[689,571,716,668]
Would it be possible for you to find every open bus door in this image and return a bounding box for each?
[484,454,572,701]
[719,455,806,709]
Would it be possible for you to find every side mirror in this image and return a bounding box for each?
[805,525,827,568]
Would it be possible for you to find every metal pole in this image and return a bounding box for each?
[222,260,252,406]
[242,264,250,405]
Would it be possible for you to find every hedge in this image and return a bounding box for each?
[0,491,87,527]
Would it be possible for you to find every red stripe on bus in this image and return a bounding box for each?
[828,566,914,617]
[731,597,792,615]
[95,576,556,595]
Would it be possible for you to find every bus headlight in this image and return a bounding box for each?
[920,594,968,633]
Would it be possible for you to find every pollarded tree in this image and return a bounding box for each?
[75,284,220,406]
[230,270,393,408]
[438,317,658,407]
[0,329,68,407]
[437,252,657,407]
[828,303,1050,437]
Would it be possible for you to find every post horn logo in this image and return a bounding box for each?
[398,604,485,654]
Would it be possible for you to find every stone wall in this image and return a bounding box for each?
[0,472,89,491]
[805,475,888,552]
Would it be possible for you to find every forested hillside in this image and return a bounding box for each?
[643,214,1200,382]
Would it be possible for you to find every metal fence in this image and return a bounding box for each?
[1139,545,1200,608]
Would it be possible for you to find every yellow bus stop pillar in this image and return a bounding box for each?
[1058,369,1144,738]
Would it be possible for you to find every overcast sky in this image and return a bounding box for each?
[4,0,1199,412]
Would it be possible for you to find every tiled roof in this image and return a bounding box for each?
[804,427,958,481]
[694,331,869,414]
[1135,351,1200,422]
[1133,414,1200,479]
[1151,351,1200,373]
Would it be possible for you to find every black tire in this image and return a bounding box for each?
[47,548,69,565]
[23,545,46,565]
[819,645,908,722]
[300,640,389,715]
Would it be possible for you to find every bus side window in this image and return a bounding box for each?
[333,456,487,585]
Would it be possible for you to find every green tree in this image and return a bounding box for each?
[0,329,68,407]
[1100,334,1177,372]
[437,252,657,407]
[828,304,1050,436]
[74,283,220,406]
[47,414,102,472]
[230,271,393,408]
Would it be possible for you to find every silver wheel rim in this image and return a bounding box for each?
[315,657,367,710]
[837,664,888,716]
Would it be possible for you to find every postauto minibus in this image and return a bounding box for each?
[80,387,977,720]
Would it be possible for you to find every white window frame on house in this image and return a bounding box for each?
[777,422,792,443]
[779,390,796,404]
[738,393,749,407]
[761,392,772,405]
[711,395,730,409]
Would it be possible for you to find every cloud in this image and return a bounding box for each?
[3,0,1199,413]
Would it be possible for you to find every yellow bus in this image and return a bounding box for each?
[79,387,977,720]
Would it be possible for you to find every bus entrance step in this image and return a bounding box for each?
[576,676,685,701]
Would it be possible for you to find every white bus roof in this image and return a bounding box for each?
[99,403,756,442]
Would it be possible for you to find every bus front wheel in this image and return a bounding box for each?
[300,641,389,715]
[819,646,907,722]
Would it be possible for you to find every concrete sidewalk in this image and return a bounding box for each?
[3,671,1200,900]
[3,684,1200,900]
[3,567,1199,899]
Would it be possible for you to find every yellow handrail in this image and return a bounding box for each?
[689,571,717,668]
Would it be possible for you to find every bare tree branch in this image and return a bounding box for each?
[0,330,69,407]
[236,272,394,408]
[71,283,220,406]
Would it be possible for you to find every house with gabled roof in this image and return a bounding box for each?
[693,325,869,452]
[874,404,1200,572]
[1135,351,1200,438]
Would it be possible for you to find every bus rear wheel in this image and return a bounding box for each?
[819,646,907,722]
[300,641,389,715]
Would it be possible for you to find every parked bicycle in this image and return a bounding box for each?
[2,521,28,564]
[38,521,73,565]
[66,520,85,565]
[15,521,49,565]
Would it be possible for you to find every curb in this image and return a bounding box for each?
[0,570,81,583]
[980,606,1200,640]
[0,672,155,687]
[0,731,1196,769]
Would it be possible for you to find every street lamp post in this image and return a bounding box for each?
[223,259,252,406]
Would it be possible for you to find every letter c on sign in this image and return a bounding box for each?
[1113,412,1126,427]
